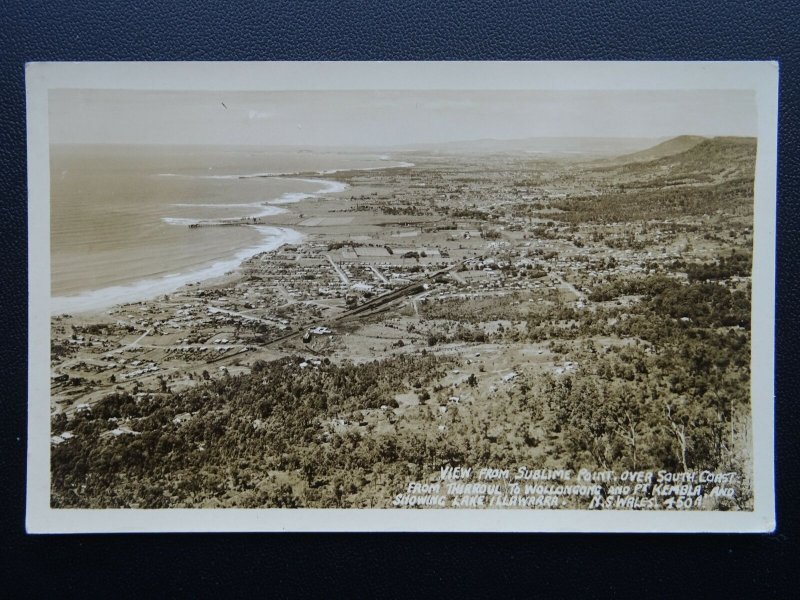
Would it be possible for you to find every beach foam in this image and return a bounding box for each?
[53,151,406,314]
[171,203,286,211]
[52,227,304,315]
[108,176,345,314]
[161,217,201,226]
[269,178,348,204]
[162,203,288,225]
[270,191,313,205]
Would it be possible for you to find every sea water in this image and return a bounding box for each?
[50,144,406,313]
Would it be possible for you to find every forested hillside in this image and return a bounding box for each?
[52,275,752,509]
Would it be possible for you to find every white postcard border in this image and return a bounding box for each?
[26,61,778,533]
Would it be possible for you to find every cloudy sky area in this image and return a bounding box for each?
[49,89,756,147]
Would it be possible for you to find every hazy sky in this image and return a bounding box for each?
[49,89,756,146]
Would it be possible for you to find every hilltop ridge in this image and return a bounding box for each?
[587,136,757,185]
[611,135,707,163]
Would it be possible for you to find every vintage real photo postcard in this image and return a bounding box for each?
[26,61,778,532]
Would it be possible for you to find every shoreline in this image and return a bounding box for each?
[51,226,305,315]
[51,158,414,316]
[51,176,352,316]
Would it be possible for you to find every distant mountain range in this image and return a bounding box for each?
[610,135,707,163]
[107,136,756,163]
[627,136,755,168]
[392,134,757,162]
[586,136,757,186]
[394,137,663,157]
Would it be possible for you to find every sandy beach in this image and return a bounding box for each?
[50,144,409,314]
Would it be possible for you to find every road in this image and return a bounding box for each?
[256,258,470,348]
[551,272,585,300]
[326,254,350,285]
[449,271,466,285]
[207,305,285,327]
[368,265,389,284]
[54,257,474,414]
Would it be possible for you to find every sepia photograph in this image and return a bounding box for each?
[26,62,777,532]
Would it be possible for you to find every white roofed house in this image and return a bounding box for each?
[172,412,192,426]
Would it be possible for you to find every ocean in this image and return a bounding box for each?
[50,144,407,314]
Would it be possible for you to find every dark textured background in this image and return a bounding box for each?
[1,1,797,596]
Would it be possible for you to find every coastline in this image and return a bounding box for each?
[51,160,413,316]
[51,176,346,315]
[45,141,760,519]
[51,226,305,315]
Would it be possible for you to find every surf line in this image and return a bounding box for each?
[160,177,348,227]
[51,227,306,315]
[52,175,352,314]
